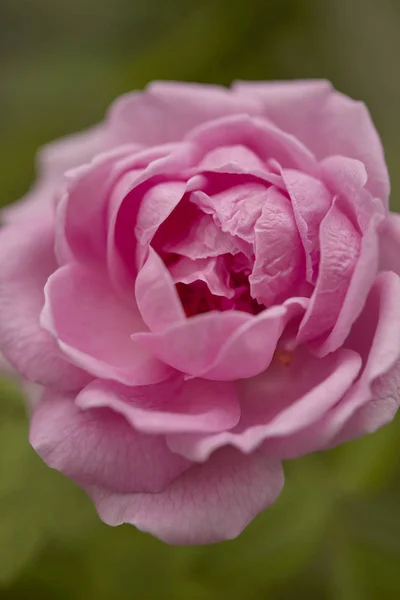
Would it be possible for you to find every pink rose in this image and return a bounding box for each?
[1,81,400,545]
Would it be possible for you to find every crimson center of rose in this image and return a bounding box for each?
[152,174,304,319]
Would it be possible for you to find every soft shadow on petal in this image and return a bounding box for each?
[89,446,284,545]
[41,264,173,385]
[30,390,190,493]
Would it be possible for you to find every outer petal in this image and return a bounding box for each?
[41,263,173,385]
[90,447,284,545]
[30,390,190,494]
[167,347,361,462]
[233,80,389,204]
[76,377,240,434]
[320,271,400,440]
[133,298,307,381]
[0,219,90,390]
[107,81,263,146]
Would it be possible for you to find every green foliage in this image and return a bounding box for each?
[1,0,400,597]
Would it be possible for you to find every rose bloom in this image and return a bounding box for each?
[1,81,400,545]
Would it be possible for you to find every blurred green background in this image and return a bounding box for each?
[1,0,400,598]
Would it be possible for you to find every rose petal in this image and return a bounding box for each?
[76,377,240,434]
[249,186,304,306]
[89,446,283,545]
[41,263,173,385]
[107,81,263,146]
[187,114,319,175]
[133,298,308,381]
[0,219,90,390]
[169,256,234,298]
[281,169,331,283]
[135,248,186,331]
[30,390,190,493]
[167,346,361,462]
[297,199,361,344]
[234,80,389,203]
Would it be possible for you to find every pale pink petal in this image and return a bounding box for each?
[76,377,240,434]
[30,390,190,493]
[319,271,400,439]
[133,299,307,380]
[63,145,141,266]
[107,82,263,146]
[41,264,173,385]
[249,186,304,306]
[90,447,283,545]
[281,169,331,283]
[199,144,267,172]
[264,272,400,458]
[187,115,319,175]
[297,199,361,344]
[379,212,400,275]
[135,248,186,331]
[167,347,361,462]
[0,219,90,390]
[233,80,389,203]
[315,210,383,355]
[133,310,250,377]
[107,143,198,297]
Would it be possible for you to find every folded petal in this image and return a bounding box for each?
[249,186,304,306]
[0,219,90,390]
[169,256,233,298]
[41,263,173,385]
[135,248,186,331]
[297,199,361,344]
[187,115,319,175]
[281,169,331,283]
[167,347,361,462]
[90,447,283,545]
[76,377,240,434]
[315,209,382,355]
[233,80,389,203]
[133,298,308,381]
[319,271,400,439]
[30,390,190,493]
